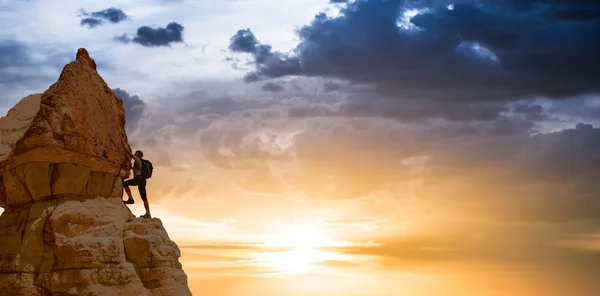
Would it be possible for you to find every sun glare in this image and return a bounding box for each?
[255,222,353,275]
[254,248,345,275]
[262,223,347,249]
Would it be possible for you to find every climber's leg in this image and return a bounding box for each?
[123,178,137,204]
[138,179,151,218]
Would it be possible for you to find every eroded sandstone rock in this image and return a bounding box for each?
[0,49,192,296]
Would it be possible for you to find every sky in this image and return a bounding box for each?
[2,0,600,295]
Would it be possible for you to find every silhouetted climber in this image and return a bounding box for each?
[122,139,154,218]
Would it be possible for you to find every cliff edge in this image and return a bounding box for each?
[0,48,192,296]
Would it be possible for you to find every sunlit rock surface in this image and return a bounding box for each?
[0,48,192,296]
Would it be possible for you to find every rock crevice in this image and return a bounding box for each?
[0,48,192,296]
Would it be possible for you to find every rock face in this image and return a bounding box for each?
[0,49,192,295]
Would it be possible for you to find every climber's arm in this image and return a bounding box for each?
[121,138,135,159]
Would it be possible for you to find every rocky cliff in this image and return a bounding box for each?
[0,49,192,296]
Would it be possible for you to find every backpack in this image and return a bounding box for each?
[140,158,153,179]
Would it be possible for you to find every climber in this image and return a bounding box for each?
[122,139,152,218]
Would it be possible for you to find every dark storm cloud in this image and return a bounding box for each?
[115,22,185,47]
[175,95,284,118]
[80,8,129,28]
[89,8,129,23]
[323,81,341,92]
[0,40,72,99]
[288,98,509,124]
[229,29,301,82]
[113,88,147,130]
[512,102,548,121]
[0,40,31,68]
[229,0,600,101]
[544,95,600,123]
[0,39,47,106]
[261,82,284,92]
[526,123,600,181]
[80,18,103,28]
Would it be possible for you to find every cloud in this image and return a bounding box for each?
[113,34,131,44]
[80,7,129,28]
[556,232,600,252]
[512,102,547,121]
[0,40,31,68]
[323,217,384,231]
[112,88,147,131]
[525,123,600,181]
[0,40,72,105]
[112,77,597,222]
[545,94,600,123]
[116,22,185,47]
[80,18,103,28]
[108,77,600,224]
[229,0,600,102]
[197,124,295,170]
[322,81,341,92]
[261,82,284,92]
[287,96,513,124]
[177,96,280,117]
[331,221,600,276]
[84,67,597,225]
[404,121,600,222]
[229,29,301,82]
[179,243,265,251]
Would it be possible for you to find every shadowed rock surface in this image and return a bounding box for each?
[0,48,192,296]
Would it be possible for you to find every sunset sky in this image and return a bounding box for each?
[2,0,600,295]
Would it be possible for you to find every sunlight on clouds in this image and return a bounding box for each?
[261,220,351,248]
[362,224,380,231]
[217,147,235,157]
[555,233,600,252]
[252,248,352,275]
[456,41,501,65]
[241,129,303,156]
[322,0,354,19]
[396,8,430,31]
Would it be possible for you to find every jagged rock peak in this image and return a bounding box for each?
[0,49,192,296]
[76,48,97,70]
[0,47,131,185]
